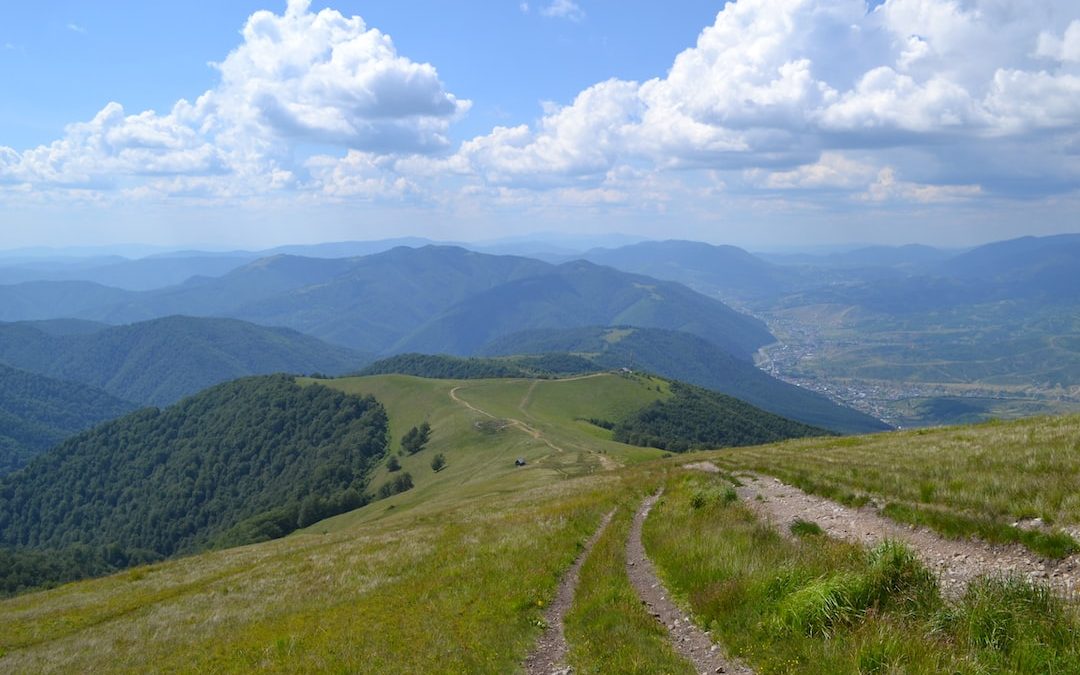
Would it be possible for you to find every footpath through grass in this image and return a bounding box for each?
[565,485,693,674]
[644,471,1080,674]
[0,478,619,672]
[709,414,1080,558]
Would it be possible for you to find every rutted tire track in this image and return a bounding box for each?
[687,465,1080,598]
[525,509,616,675]
[625,491,753,675]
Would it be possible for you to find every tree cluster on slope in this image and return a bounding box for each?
[401,422,432,455]
[612,382,831,452]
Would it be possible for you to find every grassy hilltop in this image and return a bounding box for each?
[2,372,1079,673]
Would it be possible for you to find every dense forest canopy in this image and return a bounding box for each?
[358,352,598,380]
[0,375,388,595]
[612,382,831,452]
[0,363,136,475]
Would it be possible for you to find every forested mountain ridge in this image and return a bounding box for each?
[0,364,136,475]
[0,316,367,406]
[0,375,388,593]
[358,353,599,380]
[578,239,797,299]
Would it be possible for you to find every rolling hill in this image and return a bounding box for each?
[0,364,136,475]
[0,368,824,596]
[391,259,774,358]
[358,352,599,380]
[479,326,889,433]
[579,239,796,299]
[0,316,368,406]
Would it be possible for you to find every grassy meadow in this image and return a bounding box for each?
[4,372,1080,673]
[0,373,670,672]
[704,413,1080,557]
[644,471,1080,673]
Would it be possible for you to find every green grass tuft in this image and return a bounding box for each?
[642,473,1080,673]
[789,519,824,537]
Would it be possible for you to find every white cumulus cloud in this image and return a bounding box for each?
[540,0,585,22]
[440,0,1080,204]
[859,167,981,203]
[0,0,466,197]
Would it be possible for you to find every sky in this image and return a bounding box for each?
[1,0,1078,250]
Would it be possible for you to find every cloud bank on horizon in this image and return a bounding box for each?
[1,0,1078,247]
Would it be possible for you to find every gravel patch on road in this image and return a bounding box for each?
[728,470,1080,598]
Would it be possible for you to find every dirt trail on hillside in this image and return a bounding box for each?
[626,491,754,675]
[449,383,621,471]
[686,464,1080,598]
[524,510,615,675]
[450,385,566,454]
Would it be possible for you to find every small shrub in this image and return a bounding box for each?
[402,422,432,454]
[690,486,737,509]
[790,519,824,537]
[863,540,938,615]
[431,453,446,472]
[386,455,401,472]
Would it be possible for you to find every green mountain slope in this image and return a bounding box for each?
[0,316,368,406]
[480,326,889,433]
[0,375,388,588]
[394,260,773,359]
[0,364,136,475]
[232,246,554,351]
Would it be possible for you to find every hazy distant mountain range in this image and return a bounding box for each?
[0,246,774,358]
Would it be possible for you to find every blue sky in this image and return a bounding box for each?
[1,1,1079,250]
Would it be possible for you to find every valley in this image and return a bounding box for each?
[756,304,1080,428]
